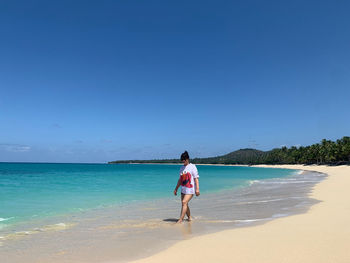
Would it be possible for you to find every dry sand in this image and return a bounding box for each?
[127,165,350,263]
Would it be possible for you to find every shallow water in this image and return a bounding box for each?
[0,165,326,263]
[0,163,296,229]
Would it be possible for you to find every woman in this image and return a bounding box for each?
[173,151,200,224]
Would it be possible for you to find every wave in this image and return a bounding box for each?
[237,198,287,204]
[0,222,76,244]
[0,217,14,222]
[272,213,289,218]
[257,180,318,184]
[248,180,260,185]
[235,218,266,223]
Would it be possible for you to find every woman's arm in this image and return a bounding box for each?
[174,178,181,195]
[194,178,200,196]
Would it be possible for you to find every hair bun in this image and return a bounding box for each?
[180,151,190,160]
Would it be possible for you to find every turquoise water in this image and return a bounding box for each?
[0,162,296,229]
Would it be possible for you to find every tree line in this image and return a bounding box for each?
[108,136,350,165]
[260,137,350,165]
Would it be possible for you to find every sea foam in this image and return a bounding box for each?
[0,217,13,222]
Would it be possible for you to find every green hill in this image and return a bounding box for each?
[108,137,350,165]
[191,149,266,164]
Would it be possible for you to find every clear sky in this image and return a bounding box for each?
[1,0,349,163]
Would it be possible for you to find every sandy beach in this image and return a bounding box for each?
[128,165,350,263]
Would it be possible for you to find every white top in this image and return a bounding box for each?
[179,163,199,194]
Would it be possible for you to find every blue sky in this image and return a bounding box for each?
[1,0,349,163]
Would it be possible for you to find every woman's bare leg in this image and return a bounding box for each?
[186,206,191,220]
[181,194,192,220]
[177,194,193,223]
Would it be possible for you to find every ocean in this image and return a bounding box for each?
[0,162,326,262]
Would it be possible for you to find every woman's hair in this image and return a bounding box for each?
[180,151,190,161]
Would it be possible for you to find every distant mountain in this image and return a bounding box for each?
[108,148,267,165]
[108,137,350,165]
[191,149,266,164]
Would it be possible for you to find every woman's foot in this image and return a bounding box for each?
[176,219,183,224]
[187,216,193,221]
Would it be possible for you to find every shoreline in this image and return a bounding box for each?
[127,164,350,263]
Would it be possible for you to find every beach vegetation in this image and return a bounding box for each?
[108,137,350,165]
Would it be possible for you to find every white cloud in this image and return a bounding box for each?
[0,144,31,152]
